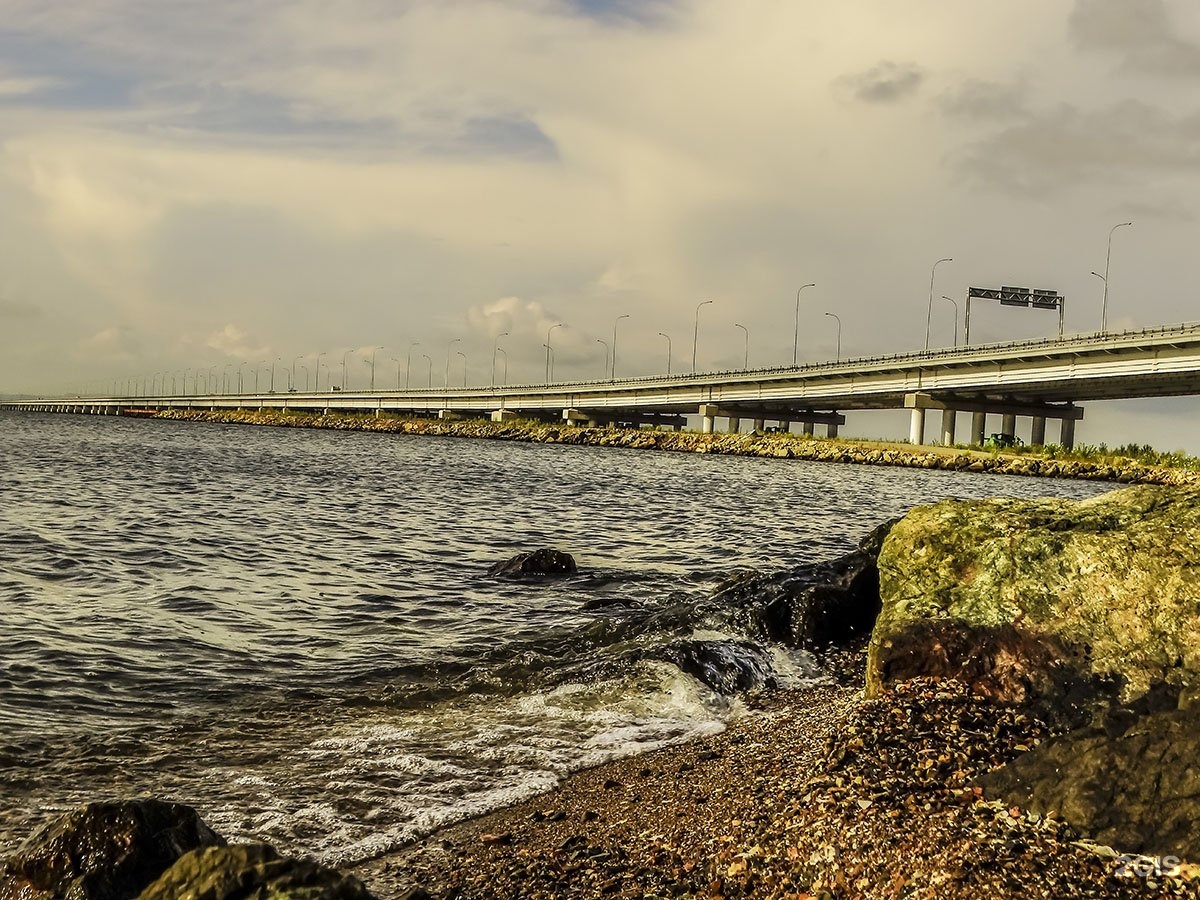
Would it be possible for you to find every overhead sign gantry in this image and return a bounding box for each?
[965,286,1065,345]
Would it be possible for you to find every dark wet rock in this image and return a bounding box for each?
[980,695,1200,859]
[138,843,375,899]
[869,486,1200,705]
[713,519,897,650]
[0,799,224,900]
[650,639,778,694]
[487,548,577,577]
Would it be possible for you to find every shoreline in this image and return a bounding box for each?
[348,677,1196,899]
[153,409,1200,486]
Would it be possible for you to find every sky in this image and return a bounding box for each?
[3,0,1200,449]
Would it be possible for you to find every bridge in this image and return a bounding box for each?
[7,322,1200,449]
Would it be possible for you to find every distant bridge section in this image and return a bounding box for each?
[8,323,1200,449]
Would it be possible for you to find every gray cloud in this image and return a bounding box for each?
[835,61,924,104]
[1069,0,1200,77]
[939,79,1028,121]
[0,298,43,320]
[953,98,1200,194]
[1113,198,1196,222]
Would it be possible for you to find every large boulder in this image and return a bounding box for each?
[138,843,376,899]
[867,485,1200,708]
[487,548,577,577]
[0,800,224,900]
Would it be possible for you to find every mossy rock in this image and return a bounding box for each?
[868,485,1200,705]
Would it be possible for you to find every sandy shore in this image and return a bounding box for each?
[349,677,1198,899]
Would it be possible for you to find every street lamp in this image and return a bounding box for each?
[299,365,309,391]
[941,296,959,347]
[392,357,401,390]
[368,346,384,390]
[341,348,354,391]
[269,357,281,392]
[496,348,509,385]
[238,362,247,393]
[733,322,749,369]
[292,355,304,393]
[422,353,433,388]
[658,332,672,374]
[208,366,217,395]
[314,352,326,391]
[406,341,420,389]
[1100,221,1132,332]
[611,314,629,380]
[692,300,713,372]
[445,338,461,388]
[492,332,509,386]
[925,258,953,351]
[255,360,266,393]
[824,312,842,362]
[457,350,468,387]
[545,323,563,382]
[596,338,610,379]
[793,283,815,366]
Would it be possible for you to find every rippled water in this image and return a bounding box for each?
[0,411,1106,862]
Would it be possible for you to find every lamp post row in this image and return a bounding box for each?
[114,225,1136,399]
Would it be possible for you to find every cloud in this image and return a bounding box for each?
[835,61,925,104]
[0,297,44,319]
[205,324,271,360]
[952,99,1200,194]
[1069,0,1200,77]
[0,75,59,98]
[939,79,1027,121]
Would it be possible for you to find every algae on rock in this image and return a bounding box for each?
[868,485,1200,704]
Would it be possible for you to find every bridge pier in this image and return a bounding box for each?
[940,409,957,446]
[753,418,765,433]
[727,416,740,434]
[827,422,840,438]
[1031,416,1047,446]
[971,412,987,446]
[909,407,926,446]
[492,409,520,423]
[698,404,718,434]
[1001,413,1017,438]
[1060,415,1076,450]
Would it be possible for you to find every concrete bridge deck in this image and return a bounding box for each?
[7,322,1200,449]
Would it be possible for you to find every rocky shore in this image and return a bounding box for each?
[4,485,1198,898]
[153,408,1200,486]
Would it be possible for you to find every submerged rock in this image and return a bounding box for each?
[980,689,1200,859]
[487,548,578,577]
[0,799,224,900]
[868,485,1200,709]
[138,843,376,899]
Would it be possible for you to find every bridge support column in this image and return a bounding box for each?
[491,409,519,423]
[909,407,926,446]
[753,418,765,433]
[1001,413,1017,438]
[1030,416,1047,446]
[698,404,718,434]
[1060,416,1076,450]
[940,409,957,446]
[727,416,740,434]
[971,412,987,446]
[827,422,839,438]
[802,421,815,437]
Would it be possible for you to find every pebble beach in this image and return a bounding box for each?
[354,675,1199,899]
